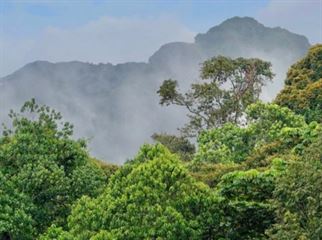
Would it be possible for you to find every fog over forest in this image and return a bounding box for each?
[0,17,310,163]
[1,1,322,238]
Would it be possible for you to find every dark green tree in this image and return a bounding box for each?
[152,133,195,161]
[0,99,110,237]
[215,166,280,239]
[0,172,35,240]
[268,132,322,239]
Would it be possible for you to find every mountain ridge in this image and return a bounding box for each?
[0,17,311,163]
[3,17,310,79]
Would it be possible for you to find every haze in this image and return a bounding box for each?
[0,0,321,163]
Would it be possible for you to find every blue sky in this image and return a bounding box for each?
[0,0,321,76]
[1,0,269,35]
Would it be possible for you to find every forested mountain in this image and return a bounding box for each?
[1,44,321,239]
[0,17,310,163]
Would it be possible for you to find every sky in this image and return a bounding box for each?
[0,0,321,77]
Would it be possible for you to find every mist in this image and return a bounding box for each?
[0,17,310,163]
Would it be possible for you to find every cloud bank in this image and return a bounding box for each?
[1,0,321,77]
[257,0,321,44]
[0,16,195,77]
[0,17,310,163]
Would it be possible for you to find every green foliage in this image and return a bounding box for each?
[268,134,322,239]
[0,172,35,240]
[189,162,244,187]
[0,100,110,238]
[152,133,195,161]
[246,102,307,144]
[275,44,322,123]
[58,144,224,239]
[39,225,74,240]
[215,167,279,239]
[1,45,321,240]
[158,56,274,136]
[0,99,87,176]
[195,123,253,164]
[12,159,70,230]
[191,100,322,239]
[69,162,108,199]
[194,102,309,164]
[90,158,119,178]
[217,169,275,202]
[243,140,285,168]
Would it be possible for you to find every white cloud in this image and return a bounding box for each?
[257,0,322,44]
[0,16,195,77]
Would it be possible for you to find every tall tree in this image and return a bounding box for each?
[158,56,274,136]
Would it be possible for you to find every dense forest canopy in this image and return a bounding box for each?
[0,44,321,239]
[275,44,322,123]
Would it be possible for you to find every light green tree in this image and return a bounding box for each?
[194,102,308,165]
[48,144,225,239]
[275,44,322,123]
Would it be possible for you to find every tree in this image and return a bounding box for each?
[0,99,110,237]
[158,56,274,136]
[194,123,253,164]
[275,44,322,123]
[194,102,308,165]
[38,225,74,240]
[189,162,243,187]
[215,166,280,239]
[268,132,322,239]
[0,172,35,240]
[55,144,225,239]
[152,133,195,161]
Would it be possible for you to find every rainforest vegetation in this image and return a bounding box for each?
[0,44,321,239]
